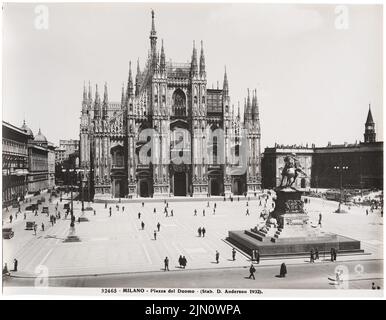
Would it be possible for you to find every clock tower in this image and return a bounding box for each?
[364,104,376,143]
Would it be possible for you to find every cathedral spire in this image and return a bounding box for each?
[121,83,125,108]
[149,10,157,72]
[94,84,101,119]
[199,40,206,77]
[83,81,87,102]
[191,40,198,77]
[127,61,134,99]
[223,66,229,96]
[150,9,156,37]
[102,82,109,119]
[252,89,259,119]
[88,81,92,105]
[160,39,166,73]
[103,82,108,104]
[135,58,141,96]
[247,88,251,114]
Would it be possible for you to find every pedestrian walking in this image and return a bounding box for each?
[154,208,156,214]
[215,250,220,263]
[202,227,206,237]
[333,248,337,261]
[122,206,125,212]
[178,255,183,268]
[214,203,217,209]
[3,263,10,276]
[198,227,202,237]
[310,249,315,263]
[203,209,205,216]
[213,208,216,215]
[33,224,37,235]
[256,249,260,264]
[141,221,145,230]
[171,209,174,217]
[142,202,144,208]
[315,248,319,260]
[194,209,197,216]
[366,209,369,216]
[330,248,335,262]
[232,248,236,261]
[246,209,249,216]
[248,264,256,280]
[138,212,141,219]
[41,223,45,231]
[280,263,287,277]
[182,256,187,269]
[157,222,161,232]
[154,230,157,240]
[318,213,322,227]
[13,259,18,272]
[9,215,13,223]
[164,257,169,271]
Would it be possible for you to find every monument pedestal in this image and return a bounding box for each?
[228,186,362,256]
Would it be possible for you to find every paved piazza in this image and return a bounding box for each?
[2,192,383,278]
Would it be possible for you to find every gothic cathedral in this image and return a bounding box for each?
[80,11,262,199]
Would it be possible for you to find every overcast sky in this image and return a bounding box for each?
[2,3,383,148]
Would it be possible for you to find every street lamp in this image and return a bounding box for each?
[68,167,75,227]
[333,158,349,213]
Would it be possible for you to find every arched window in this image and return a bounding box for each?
[111,146,124,168]
[213,136,218,165]
[172,89,186,116]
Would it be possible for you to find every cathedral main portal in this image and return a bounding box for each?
[173,172,187,196]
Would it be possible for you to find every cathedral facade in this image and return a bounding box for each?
[80,11,262,199]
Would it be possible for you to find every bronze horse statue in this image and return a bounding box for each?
[279,154,307,187]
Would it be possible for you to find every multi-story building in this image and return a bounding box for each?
[59,139,79,158]
[2,121,29,205]
[80,11,262,199]
[47,142,56,189]
[261,144,314,189]
[262,107,383,190]
[20,122,50,193]
[55,146,66,164]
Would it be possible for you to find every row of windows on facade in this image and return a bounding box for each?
[153,95,205,104]
[2,138,28,156]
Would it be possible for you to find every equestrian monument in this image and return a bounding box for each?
[227,153,362,257]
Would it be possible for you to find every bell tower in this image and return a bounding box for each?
[364,104,376,143]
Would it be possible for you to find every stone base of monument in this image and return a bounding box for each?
[227,230,362,257]
[63,227,81,243]
[227,186,362,257]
